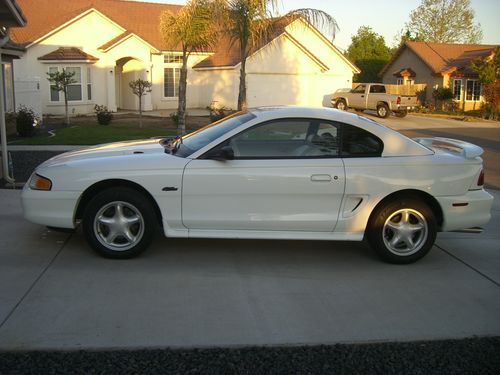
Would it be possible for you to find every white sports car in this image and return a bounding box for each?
[22,107,493,263]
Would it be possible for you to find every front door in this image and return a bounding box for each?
[349,84,367,109]
[182,119,345,232]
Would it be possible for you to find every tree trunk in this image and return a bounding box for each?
[238,44,248,111]
[139,95,143,128]
[64,88,69,126]
[177,53,188,136]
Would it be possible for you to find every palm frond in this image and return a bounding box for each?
[285,8,339,41]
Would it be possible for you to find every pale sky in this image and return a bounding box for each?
[135,0,500,50]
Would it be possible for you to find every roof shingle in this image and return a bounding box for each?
[38,47,99,61]
[380,41,498,77]
[11,0,182,50]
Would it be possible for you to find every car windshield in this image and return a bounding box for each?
[171,112,256,158]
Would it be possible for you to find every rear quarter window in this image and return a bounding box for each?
[341,124,383,157]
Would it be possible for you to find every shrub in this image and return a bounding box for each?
[207,102,232,122]
[170,111,179,126]
[94,105,113,125]
[432,87,453,101]
[16,106,38,137]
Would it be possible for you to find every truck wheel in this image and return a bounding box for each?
[377,103,390,118]
[335,99,347,111]
[395,110,408,118]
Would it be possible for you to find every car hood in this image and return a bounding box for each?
[39,139,168,167]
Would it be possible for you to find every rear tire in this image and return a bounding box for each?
[395,110,408,118]
[367,198,437,264]
[377,103,390,118]
[82,187,156,259]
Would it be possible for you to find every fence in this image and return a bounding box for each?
[352,83,427,96]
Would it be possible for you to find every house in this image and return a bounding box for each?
[9,0,359,117]
[380,41,498,111]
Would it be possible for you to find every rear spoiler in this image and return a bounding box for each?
[413,137,484,159]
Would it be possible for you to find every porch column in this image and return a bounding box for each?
[143,66,153,111]
[107,66,117,112]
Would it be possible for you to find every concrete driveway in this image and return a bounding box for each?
[0,188,499,350]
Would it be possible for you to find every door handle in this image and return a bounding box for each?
[311,174,332,182]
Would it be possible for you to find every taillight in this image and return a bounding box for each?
[396,96,401,105]
[478,169,484,186]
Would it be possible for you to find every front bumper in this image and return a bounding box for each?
[437,189,494,232]
[21,185,80,229]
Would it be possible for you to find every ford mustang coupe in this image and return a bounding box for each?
[22,107,493,263]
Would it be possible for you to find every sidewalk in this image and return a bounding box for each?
[0,188,498,350]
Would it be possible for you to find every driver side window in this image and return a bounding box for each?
[225,119,339,159]
[352,85,366,94]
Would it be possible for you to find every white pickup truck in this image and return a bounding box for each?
[332,83,418,118]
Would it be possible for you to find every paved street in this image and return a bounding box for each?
[0,187,498,350]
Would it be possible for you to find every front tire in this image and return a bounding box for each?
[367,198,437,264]
[82,187,156,259]
[377,103,390,118]
[335,99,347,111]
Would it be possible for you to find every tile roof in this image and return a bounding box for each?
[38,47,99,61]
[380,41,498,77]
[10,0,182,50]
[193,16,297,69]
[98,31,133,51]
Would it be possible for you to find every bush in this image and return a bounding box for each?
[94,105,113,125]
[432,87,453,101]
[207,102,233,122]
[16,106,38,137]
[170,112,179,126]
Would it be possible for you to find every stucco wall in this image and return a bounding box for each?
[381,48,437,104]
[245,30,353,107]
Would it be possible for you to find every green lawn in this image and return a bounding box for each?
[11,122,177,145]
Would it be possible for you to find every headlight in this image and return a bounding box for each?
[29,174,52,191]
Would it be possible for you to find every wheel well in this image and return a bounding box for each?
[377,101,389,107]
[369,189,444,230]
[74,179,163,227]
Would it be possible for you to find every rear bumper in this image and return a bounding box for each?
[437,189,494,231]
[21,186,79,229]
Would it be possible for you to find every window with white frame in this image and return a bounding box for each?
[164,53,183,64]
[48,66,85,102]
[453,79,462,100]
[49,67,60,102]
[65,67,82,101]
[466,79,481,101]
[164,53,182,98]
[87,67,92,101]
[406,79,414,85]
[396,78,404,85]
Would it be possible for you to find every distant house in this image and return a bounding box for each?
[9,0,359,117]
[380,41,498,111]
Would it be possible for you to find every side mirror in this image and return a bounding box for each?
[208,145,234,161]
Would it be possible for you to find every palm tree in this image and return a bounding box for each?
[160,0,219,135]
[221,1,339,110]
